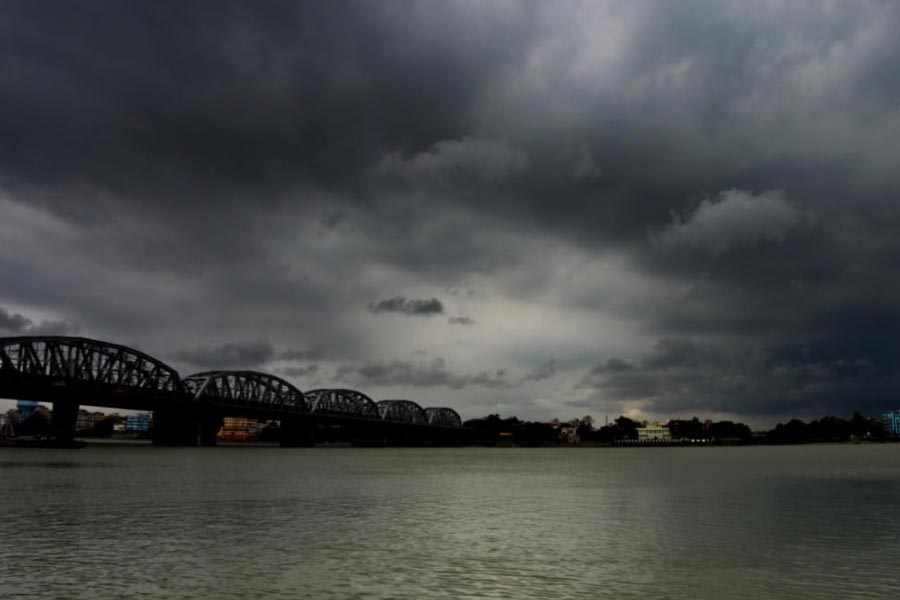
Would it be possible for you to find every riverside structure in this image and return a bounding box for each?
[0,336,466,446]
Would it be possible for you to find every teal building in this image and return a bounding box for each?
[16,400,39,423]
[125,413,152,432]
[882,411,900,438]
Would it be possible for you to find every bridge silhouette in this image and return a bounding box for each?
[0,336,467,446]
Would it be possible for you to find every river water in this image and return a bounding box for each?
[1,444,898,599]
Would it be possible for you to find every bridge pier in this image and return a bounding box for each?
[199,414,223,447]
[152,408,199,446]
[50,400,79,444]
[280,416,316,447]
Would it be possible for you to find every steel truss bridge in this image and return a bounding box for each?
[0,336,467,446]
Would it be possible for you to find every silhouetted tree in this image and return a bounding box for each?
[669,417,705,440]
[514,421,557,447]
[464,414,522,445]
[576,416,595,441]
[613,416,639,440]
[806,416,849,441]
[769,419,810,443]
[709,420,752,441]
[849,412,873,438]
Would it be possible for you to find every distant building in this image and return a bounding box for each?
[76,410,95,432]
[16,400,38,423]
[219,417,256,442]
[125,413,152,432]
[882,410,900,438]
[637,422,672,441]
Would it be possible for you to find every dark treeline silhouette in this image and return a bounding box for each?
[464,414,559,447]
[576,416,752,444]
[464,412,891,446]
[5,405,890,446]
[463,414,755,446]
[767,412,884,443]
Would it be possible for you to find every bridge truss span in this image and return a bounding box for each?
[0,335,469,445]
[184,371,308,413]
[425,407,463,428]
[306,388,380,420]
[377,399,429,425]
[0,336,182,396]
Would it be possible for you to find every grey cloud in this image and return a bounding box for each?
[652,189,815,256]
[280,349,313,362]
[445,287,477,299]
[448,316,476,326]
[173,340,275,370]
[578,337,731,386]
[0,306,79,336]
[335,358,467,389]
[0,308,32,334]
[334,357,512,390]
[585,358,637,376]
[469,369,510,389]
[279,348,329,362]
[368,297,444,316]
[521,360,556,382]
[279,364,319,379]
[25,320,81,336]
[375,137,528,184]
[577,339,717,389]
[643,338,730,371]
[572,151,603,181]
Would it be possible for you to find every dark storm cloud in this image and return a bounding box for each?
[0,0,530,196]
[2,2,900,422]
[335,357,511,389]
[577,336,898,420]
[172,340,275,370]
[375,137,529,184]
[0,308,31,334]
[651,189,815,257]
[368,297,444,317]
[0,306,78,336]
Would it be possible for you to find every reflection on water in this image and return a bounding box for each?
[1,445,898,599]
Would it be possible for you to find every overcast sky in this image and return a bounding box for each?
[2,1,899,427]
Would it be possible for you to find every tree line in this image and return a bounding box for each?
[463,412,892,446]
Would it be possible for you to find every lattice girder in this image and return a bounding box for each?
[425,407,463,428]
[377,399,429,425]
[184,371,308,412]
[0,336,182,393]
[306,388,380,419]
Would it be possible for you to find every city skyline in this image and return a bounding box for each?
[3,2,900,428]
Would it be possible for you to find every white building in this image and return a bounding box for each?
[637,423,672,441]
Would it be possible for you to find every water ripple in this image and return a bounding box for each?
[1,445,898,599]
